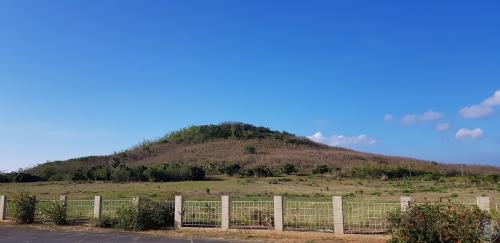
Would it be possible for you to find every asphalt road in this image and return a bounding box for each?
[0,227,234,243]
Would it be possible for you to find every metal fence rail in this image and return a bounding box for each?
[343,201,400,234]
[67,200,94,222]
[102,199,132,218]
[284,201,334,232]
[182,200,221,228]
[231,200,274,229]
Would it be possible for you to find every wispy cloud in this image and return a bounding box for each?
[435,123,450,132]
[401,110,444,125]
[307,132,376,147]
[383,114,394,122]
[455,128,483,140]
[459,105,493,118]
[459,90,500,118]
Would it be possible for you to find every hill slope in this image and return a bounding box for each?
[29,122,500,176]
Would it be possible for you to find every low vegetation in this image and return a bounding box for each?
[116,197,173,231]
[41,199,67,225]
[11,192,36,224]
[388,203,490,243]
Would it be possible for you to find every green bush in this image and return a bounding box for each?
[244,146,256,154]
[41,200,67,225]
[281,163,298,175]
[11,192,37,224]
[388,203,490,243]
[221,163,241,176]
[252,165,274,177]
[185,166,205,180]
[116,198,173,231]
[312,165,330,174]
[91,214,117,228]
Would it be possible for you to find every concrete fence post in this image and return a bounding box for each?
[476,197,490,212]
[60,195,68,222]
[174,196,182,229]
[94,196,102,219]
[333,196,344,235]
[221,195,230,230]
[400,196,412,212]
[274,196,283,231]
[132,197,140,208]
[0,195,6,221]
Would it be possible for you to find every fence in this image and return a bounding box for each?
[102,199,132,218]
[0,195,494,235]
[231,200,274,229]
[284,200,333,232]
[343,201,399,234]
[182,200,221,228]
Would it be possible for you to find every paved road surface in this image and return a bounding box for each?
[0,227,235,243]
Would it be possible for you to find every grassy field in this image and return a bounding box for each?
[1,175,498,203]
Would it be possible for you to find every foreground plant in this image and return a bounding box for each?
[388,203,489,243]
[12,192,36,224]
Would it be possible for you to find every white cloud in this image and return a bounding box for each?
[401,110,444,125]
[459,90,500,118]
[421,110,444,122]
[383,114,394,122]
[435,123,450,131]
[482,90,500,106]
[401,114,418,124]
[308,132,326,142]
[455,128,484,140]
[307,132,376,147]
[459,105,493,118]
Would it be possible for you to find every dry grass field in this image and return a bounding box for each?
[1,175,498,203]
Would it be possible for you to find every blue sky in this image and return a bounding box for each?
[1,0,499,172]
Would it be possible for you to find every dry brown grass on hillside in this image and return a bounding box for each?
[66,138,497,175]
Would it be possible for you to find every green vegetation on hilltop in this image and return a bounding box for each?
[146,122,317,146]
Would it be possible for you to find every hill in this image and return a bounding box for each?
[26,122,500,179]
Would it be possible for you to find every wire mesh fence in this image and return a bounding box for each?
[67,200,94,222]
[182,200,221,228]
[343,201,400,234]
[102,199,133,218]
[155,199,176,227]
[231,200,274,229]
[34,200,52,223]
[5,200,16,220]
[284,200,334,232]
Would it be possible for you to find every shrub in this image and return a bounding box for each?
[244,146,256,154]
[0,173,10,183]
[252,165,273,177]
[281,164,298,175]
[41,200,67,225]
[388,203,490,243]
[91,214,117,228]
[312,165,330,174]
[12,173,44,182]
[221,163,241,176]
[185,166,205,180]
[108,157,121,169]
[116,198,173,231]
[11,192,37,224]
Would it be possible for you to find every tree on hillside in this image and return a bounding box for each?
[108,157,121,169]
